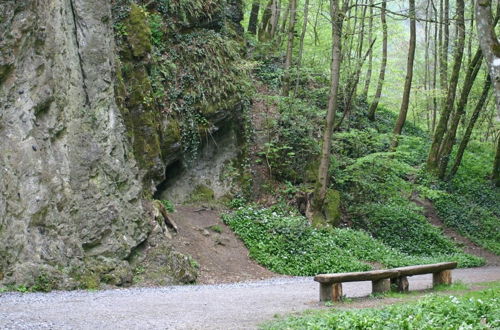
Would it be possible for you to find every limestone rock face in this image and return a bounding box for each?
[0,0,242,288]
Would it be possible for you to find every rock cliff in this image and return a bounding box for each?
[0,0,247,289]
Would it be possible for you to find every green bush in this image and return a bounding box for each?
[263,286,500,329]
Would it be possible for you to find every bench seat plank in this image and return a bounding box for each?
[392,262,457,277]
[314,269,399,284]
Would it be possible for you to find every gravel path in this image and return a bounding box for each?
[1,267,499,330]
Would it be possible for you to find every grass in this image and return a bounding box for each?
[262,283,500,329]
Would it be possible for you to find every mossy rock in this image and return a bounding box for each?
[324,189,341,226]
[188,184,215,203]
[163,119,181,148]
[126,4,152,58]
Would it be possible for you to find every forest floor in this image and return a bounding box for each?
[1,268,498,329]
[169,205,277,284]
[411,192,500,266]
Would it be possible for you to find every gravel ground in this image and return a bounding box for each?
[1,267,499,330]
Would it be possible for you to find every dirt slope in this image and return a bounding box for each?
[169,205,276,284]
[412,193,500,266]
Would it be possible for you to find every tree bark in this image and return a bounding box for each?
[449,77,491,179]
[427,0,466,173]
[294,0,311,95]
[282,0,298,96]
[248,1,261,34]
[475,0,500,186]
[367,0,387,121]
[438,49,482,179]
[362,0,374,98]
[391,0,416,149]
[312,0,343,227]
[476,0,500,121]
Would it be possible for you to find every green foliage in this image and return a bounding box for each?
[424,142,500,254]
[160,199,176,213]
[222,206,476,276]
[209,224,223,233]
[263,286,500,329]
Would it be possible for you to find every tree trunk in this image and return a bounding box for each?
[248,1,261,34]
[312,0,343,227]
[427,0,466,173]
[438,49,482,179]
[391,0,416,149]
[432,0,438,133]
[362,0,374,98]
[476,0,500,121]
[336,38,376,130]
[493,135,500,187]
[294,0,311,95]
[367,0,387,121]
[282,0,298,96]
[449,77,491,179]
[259,0,274,40]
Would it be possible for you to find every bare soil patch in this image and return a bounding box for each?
[169,205,277,284]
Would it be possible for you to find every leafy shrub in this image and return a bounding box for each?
[263,286,500,329]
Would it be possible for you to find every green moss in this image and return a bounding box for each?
[78,273,100,290]
[163,119,181,148]
[324,189,341,226]
[126,4,152,58]
[188,184,215,202]
[0,63,13,85]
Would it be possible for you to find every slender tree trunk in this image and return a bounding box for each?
[449,77,491,178]
[276,2,289,45]
[432,0,438,133]
[294,0,311,95]
[438,49,482,178]
[357,0,368,58]
[313,0,325,46]
[476,0,500,121]
[424,2,431,131]
[282,0,298,96]
[391,0,416,149]
[248,1,261,34]
[467,0,475,65]
[493,135,500,187]
[367,0,387,121]
[269,0,281,38]
[362,0,374,97]
[476,0,500,186]
[335,38,376,130]
[427,0,466,173]
[259,0,273,40]
[441,0,449,92]
[312,0,343,227]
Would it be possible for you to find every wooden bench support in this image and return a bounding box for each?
[372,278,391,293]
[432,269,452,287]
[315,262,456,302]
[391,276,409,292]
[320,283,343,302]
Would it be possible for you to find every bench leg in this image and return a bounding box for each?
[372,278,390,294]
[433,270,452,287]
[391,276,409,292]
[320,283,342,302]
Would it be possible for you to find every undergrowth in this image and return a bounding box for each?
[222,206,482,276]
[262,285,500,329]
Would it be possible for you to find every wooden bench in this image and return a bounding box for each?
[314,262,457,302]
